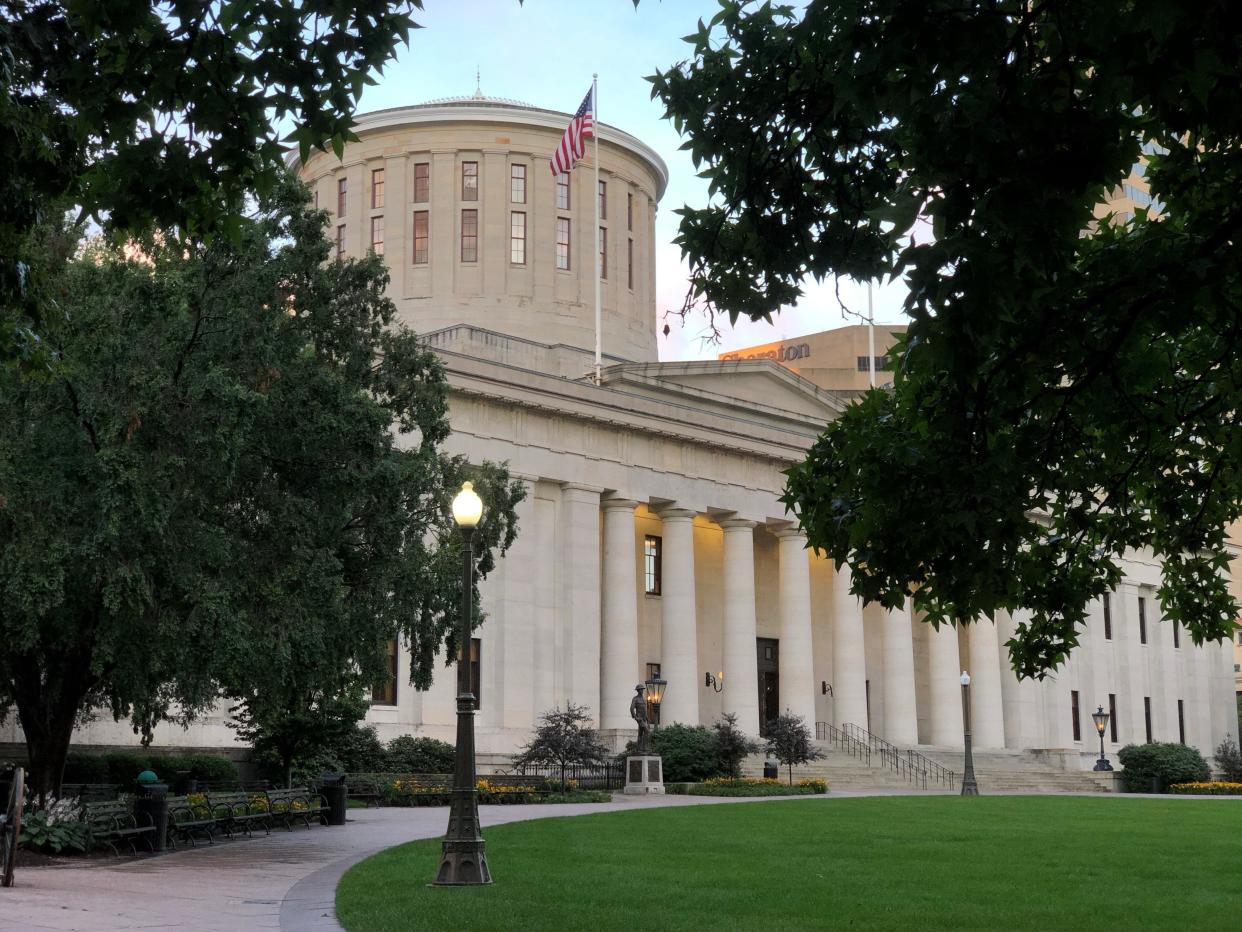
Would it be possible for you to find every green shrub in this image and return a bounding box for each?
[621,724,720,782]
[666,777,827,797]
[1118,743,1211,792]
[712,714,760,778]
[334,725,388,773]
[20,802,92,854]
[385,736,455,774]
[101,752,152,785]
[62,752,110,784]
[543,790,611,803]
[1214,735,1242,782]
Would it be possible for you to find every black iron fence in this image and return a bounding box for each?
[513,760,626,790]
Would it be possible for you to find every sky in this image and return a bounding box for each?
[353,0,909,361]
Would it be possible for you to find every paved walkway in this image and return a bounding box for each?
[2,792,847,932]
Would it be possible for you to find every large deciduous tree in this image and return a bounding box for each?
[0,179,522,799]
[651,0,1242,676]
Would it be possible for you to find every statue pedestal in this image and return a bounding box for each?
[623,755,665,795]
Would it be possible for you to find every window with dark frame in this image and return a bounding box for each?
[556,172,570,210]
[412,210,429,264]
[644,535,662,595]
[627,238,634,290]
[556,217,571,270]
[1070,690,1081,741]
[856,355,891,372]
[462,161,478,201]
[1103,593,1112,640]
[598,180,607,219]
[1138,596,1147,644]
[413,162,429,203]
[336,224,345,258]
[645,662,661,725]
[1108,693,1118,742]
[371,637,398,706]
[1144,696,1152,743]
[510,164,526,203]
[510,211,526,264]
[371,167,385,209]
[460,209,478,262]
[369,215,384,255]
[1177,699,1185,744]
[1172,618,1179,648]
[627,192,633,231]
[337,177,347,217]
[599,226,607,279]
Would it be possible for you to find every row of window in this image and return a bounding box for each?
[855,356,892,372]
[1069,690,1187,745]
[371,637,480,708]
[1101,593,1183,647]
[335,212,636,285]
[334,166,637,228]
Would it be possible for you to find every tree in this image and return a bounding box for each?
[513,704,610,787]
[0,178,522,800]
[650,0,1242,677]
[232,686,368,789]
[1214,735,1242,783]
[712,713,759,778]
[764,713,823,785]
[1,1,433,364]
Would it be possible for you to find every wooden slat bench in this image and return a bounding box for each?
[265,787,329,830]
[205,791,271,838]
[166,795,217,848]
[82,800,154,855]
[344,776,384,808]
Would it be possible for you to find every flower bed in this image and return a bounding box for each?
[380,777,611,806]
[1167,781,1242,796]
[666,777,828,797]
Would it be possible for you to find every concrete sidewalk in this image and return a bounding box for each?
[1,792,840,932]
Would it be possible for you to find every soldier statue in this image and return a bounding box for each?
[629,683,651,754]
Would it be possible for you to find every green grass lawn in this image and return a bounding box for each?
[337,796,1242,931]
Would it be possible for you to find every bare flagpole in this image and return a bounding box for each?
[593,73,602,385]
[867,281,876,388]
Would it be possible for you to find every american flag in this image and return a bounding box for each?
[550,87,595,176]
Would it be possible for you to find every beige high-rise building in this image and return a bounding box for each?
[12,95,1236,782]
[720,323,908,392]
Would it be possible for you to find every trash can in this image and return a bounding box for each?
[320,773,348,826]
[763,759,779,780]
[133,771,169,853]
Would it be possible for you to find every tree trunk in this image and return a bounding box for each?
[285,759,293,789]
[12,662,90,805]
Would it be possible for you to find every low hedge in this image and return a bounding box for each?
[667,777,828,797]
[1117,743,1210,792]
[1168,782,1242,796]
[63,751,238,791]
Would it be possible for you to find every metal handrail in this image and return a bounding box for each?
[841,723,958,790]
[814,721,871,766]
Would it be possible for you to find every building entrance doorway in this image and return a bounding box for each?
[757,637,779,736]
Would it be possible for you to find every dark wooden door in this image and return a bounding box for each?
[757,637,779,736]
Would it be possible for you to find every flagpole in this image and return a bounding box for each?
[592,73,602,385]
[867,280,876,388]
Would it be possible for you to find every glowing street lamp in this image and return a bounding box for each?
[960,671,980,796]
[1091,706,1114,772]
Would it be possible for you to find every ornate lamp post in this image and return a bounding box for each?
[1091,706,1114,772]
[434,481,492,886]
[960,670,980,796]
[645,673,667,725]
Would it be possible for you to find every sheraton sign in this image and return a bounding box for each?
[720,342,811,363]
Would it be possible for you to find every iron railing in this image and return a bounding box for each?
[814,721,871,766]
[513,760,626,790]
[841,723,958,790]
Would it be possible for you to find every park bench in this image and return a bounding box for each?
[205,791,271,838]
[265,787,329,830]
[82,800,155,855]
[344,775,384,807]
[166,794,217,848]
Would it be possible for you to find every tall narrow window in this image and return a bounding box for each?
[412,210,429,264]
[460,209,478,262]
[1172,618,1180,649]
[461,161,478,201]
[1177,699,1185,744]
[644,535,662,595]
[1070,690,1081,741]
[369,216,384,255]
[1138,596,1147,644]
[599,226,607,279]
[413,162,429,203]
[510,211,526,264]
[1103,593,1112,640]
[556,172,571,210]
[335,224,345,258]
[1143,696,1152,743]
[598,180,607,219]
[510,164,526,203]
[627,238,634,290]
[314,189,319,209]
[337,177,347,217]
[627,191,633,231]
[646,662,662,725]
[371,638,398,706]
[371,168,385,209]
[556,217,571,270]
[1108,693,1118,742]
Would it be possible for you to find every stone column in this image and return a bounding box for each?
[658,508,700,727]
[881,601,919,746]
[561,484,602,719]
[499,477,537,729]
[775,529,816,729]
[600,498,639,732]
[831,563,869,730]
[926,619,964,748]
[997,610,1042,749]
[720,518,760,735]
[966,618,1006,748]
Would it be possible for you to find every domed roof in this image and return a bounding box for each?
[416,90,539,110]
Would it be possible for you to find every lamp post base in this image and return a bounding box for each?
[1093,758,1114,772]
[434,841,492,886]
